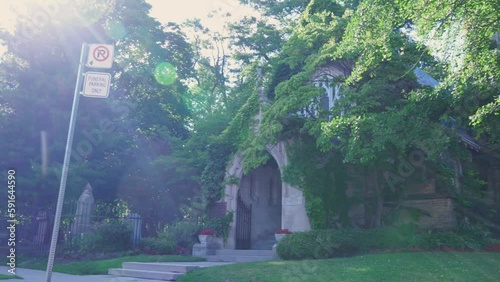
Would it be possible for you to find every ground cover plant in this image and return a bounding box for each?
[0,274,22,280]
[179,252,500,282]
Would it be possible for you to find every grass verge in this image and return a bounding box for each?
[22,255,205,275]
[179,252,500,282]
[0,274,22,279]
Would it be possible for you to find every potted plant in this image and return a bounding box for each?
[198,229,215,244]
[275,228,292,241]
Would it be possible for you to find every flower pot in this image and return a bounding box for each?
[198,234,212,244]
[275,234,286,242]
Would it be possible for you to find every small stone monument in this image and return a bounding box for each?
[71,183,95,235]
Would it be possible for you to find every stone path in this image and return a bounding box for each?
[0,266,167,282]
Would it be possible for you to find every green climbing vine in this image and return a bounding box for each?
[200,85,261,208]
[282,134,352,229]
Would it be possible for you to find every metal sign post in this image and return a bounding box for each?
[44,43,87,282]
[45,42,113,282]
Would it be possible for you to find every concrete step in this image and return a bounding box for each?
[253,239,277,250]
[109,268,183,281]
[122,262,199,273]
[206,254,274,263]
[216,249,274,256]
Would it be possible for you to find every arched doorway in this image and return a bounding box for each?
[224,141,310,250]
[235,157,282,250]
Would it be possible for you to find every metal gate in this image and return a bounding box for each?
[236,195,252,249]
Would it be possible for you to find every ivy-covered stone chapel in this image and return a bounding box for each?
[215,63,499,251]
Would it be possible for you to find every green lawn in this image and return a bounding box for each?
[179,252,500,282]
[22,255,205,275]
[0,274,22,280]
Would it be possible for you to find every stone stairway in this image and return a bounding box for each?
[108,262,232,281]
[205,249,275,262]
[109,249,276,280]
[253,238,277,250]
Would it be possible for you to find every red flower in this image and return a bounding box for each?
[276,228,292,234]
[200,229,215,235]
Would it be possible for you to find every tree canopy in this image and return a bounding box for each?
[0,0,498,230]
[231,0,499,228]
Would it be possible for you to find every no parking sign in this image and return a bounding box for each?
[86,44,114,69]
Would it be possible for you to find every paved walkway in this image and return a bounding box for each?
[0,262,234,281]
[0,266,165,282]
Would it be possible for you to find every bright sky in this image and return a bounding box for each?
[147,0,245,26]
[0,0,246,27]
[0,0,250,54]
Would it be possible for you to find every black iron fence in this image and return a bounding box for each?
[0,200,167,258]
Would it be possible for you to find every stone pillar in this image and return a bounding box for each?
[268,142,311,232]
[71,183,95,235]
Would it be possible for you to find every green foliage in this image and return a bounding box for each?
[0,274,22,280]
[202,212,234,242]
[411,228,489,250]
[80,221,132,253]
[199,91,260,207]
[200,138,235,207]
[276,230,338,260]
[274,228,409,260]
[139,220,202,255]
[236,0,498,232]
[164,220,203,250]
[283,135,350,229]
[0,0,198,216]
[277,227,492,260]
[149,213,233,253]
[139,235,176,255]
[240,0,308,20]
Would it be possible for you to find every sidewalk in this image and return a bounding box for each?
[0,266,166,282]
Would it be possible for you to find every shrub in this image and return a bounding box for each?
[457,221,492,249]
[139,234,176,255]
[365,227,409,250]
[276,229,360,260]
[276,226,491,260]
[410,230,491,250]
[276,230,318,260]
[165,220,202,250]
[80,221,132,253]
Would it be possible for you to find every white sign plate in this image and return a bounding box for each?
[86,44,114,69]
[82,72,111,98]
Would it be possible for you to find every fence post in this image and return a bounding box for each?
[126,213,142,245]
[34,211,49,243]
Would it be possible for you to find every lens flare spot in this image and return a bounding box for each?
[106,20,127,40]
[154,62,177,86]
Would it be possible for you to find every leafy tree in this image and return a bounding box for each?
[0,0,197,225]
[235,0,494,228]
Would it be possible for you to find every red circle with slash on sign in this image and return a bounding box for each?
[93,45,110,62]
